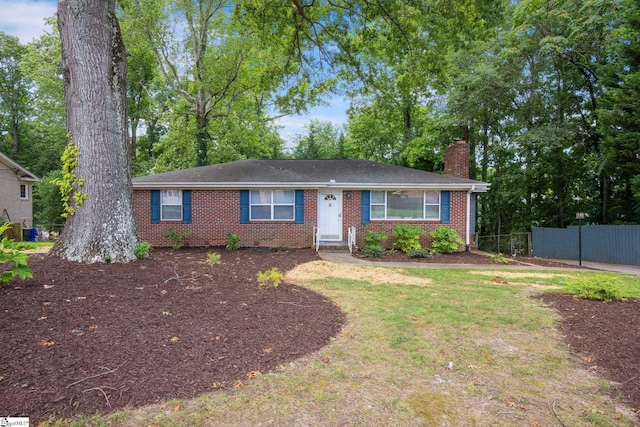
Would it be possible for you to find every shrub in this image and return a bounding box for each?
[566,276,626,302]
[363,229,387,248]
[361,246,387,258]
[163,228,192,249]
[393,224,425,253]
[0,223,33,283]
[361,229,387,258]
[206,252,221,266]
[225,233,240,251]
[430,226,465,254]
[489,253,510,264]
[135,241,151,259]
[407,248,432,258]
[257,268,284,289]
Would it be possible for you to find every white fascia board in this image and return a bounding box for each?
[326,182,491,192]
[131,182,325,189]
[0,152,40,181]
[132,181,490,192]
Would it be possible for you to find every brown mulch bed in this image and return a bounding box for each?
[539,294,640,416]
[0,248,343,423]
[353,249,589,269]
[1,248,638,422]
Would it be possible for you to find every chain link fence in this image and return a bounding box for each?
[477,232,532,257]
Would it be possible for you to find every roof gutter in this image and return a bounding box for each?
[132,181,490,192]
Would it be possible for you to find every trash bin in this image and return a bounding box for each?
[22,228,37,242]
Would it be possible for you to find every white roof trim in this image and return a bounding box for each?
[0,152,40,182]
[132,181,490,192]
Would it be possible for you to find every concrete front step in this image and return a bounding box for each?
[316,242,352,253]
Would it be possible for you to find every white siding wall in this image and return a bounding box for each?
[0,161,33,227]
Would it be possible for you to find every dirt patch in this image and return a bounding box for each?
[539,293,640,415]
[286,260,432,287]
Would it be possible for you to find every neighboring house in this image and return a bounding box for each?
[0,152,40,228]
[132,140,489,250]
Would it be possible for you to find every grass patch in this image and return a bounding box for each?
[42,265,638,426]
[13,241,54,251]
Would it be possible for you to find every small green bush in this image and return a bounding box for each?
[0,223,33,283]
[163,228,192,249]
[407,248,432,258]
[361,246,386,258]
[361,228,387,257]
[489,253,510,264]
[393,224,425,253]
[363,229,387,248]
[205,252,221,266]
[566,276,627,302]
[135,241,151,259]
[257,268,284,289]
[225,233,240,251]
[430,226,465,254]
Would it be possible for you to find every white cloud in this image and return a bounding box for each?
[0,0,57,43]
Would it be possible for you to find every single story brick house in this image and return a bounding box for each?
[0,151,40,229]
[132,140,489,250]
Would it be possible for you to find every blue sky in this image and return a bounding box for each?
[0,0,347,145]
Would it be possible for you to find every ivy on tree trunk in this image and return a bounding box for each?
[52,0,138,263]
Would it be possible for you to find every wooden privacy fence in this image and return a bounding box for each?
[532,225,640,266]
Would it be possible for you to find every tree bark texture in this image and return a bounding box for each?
[52,0,138,263]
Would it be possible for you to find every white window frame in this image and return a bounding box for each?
[370,190,440,221]
[161,189,182,221]
[250,190,295,221]
[19,184,28,200]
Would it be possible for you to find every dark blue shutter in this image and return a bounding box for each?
[182,190,192,224]
[150,190,160,224]
[361,190,371,225]
[240,190,250,224]
[471,193,477,234]
[294,190,304,224]
[440,191,450,224]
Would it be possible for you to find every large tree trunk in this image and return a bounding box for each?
[52,0,138,263]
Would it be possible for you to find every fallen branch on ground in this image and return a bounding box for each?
[83,386,117,408]
[66,367,117,388]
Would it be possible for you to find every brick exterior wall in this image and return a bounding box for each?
[134,189,471,251]
[444,140,470,179]
[344,190,468,249]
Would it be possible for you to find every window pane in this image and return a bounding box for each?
[370,191,385,204]
[425,191,439,204]
[273,190,294,204]
[250,190,271,204]
[387,191,423,219]
[162,190,181,204]
[162,205,182,220]
[251,206,271,219]
[425,205,439,219]
[371,205,385,219]
[274,205,294,219]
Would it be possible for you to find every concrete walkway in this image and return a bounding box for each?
[318,251,640,276]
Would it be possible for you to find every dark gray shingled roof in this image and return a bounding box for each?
[132,159,489,191]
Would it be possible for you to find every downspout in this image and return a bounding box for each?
[466,185,475,252]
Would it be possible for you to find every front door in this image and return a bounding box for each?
[317,191,343,241]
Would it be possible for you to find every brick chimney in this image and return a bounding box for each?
[444,139,470,179]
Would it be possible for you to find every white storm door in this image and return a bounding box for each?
[317,191,343,241]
